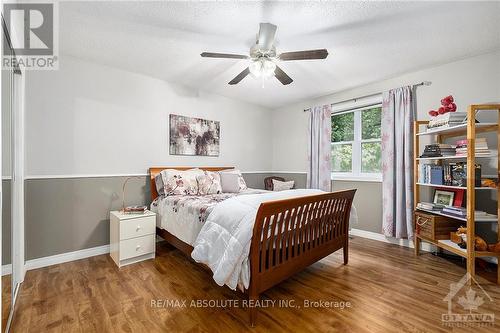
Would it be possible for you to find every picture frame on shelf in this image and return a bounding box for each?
[437,187,465,207]
[433,189,455,206]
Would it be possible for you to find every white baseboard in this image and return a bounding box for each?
[23,238,164,271]
[349,228,435,252]
[2,264,12,276]
[25,244,110,271]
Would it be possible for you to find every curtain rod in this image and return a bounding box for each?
[303,81,432,112]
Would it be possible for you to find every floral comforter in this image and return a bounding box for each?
[151,189,268,245]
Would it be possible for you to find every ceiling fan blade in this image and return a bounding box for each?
[274,66,293,85]
[228,67,250,85]
[201,52,248,59]
[258,23,277,51]
[279,49,328,61]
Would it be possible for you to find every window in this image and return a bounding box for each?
[331,105,382,180]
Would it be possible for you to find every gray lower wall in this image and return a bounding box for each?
[2,180,11,265]
[25,176,150,260]
[332,180,382,233]
[24,172,307,260]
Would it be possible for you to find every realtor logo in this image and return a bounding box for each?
[442,273,494,327]
[2,1,58,70]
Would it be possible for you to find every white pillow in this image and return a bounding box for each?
[272,179,294,191]
[160,168,204,195]
[196,171,222,195]
[220,173,240,193]
[219,169,247,191]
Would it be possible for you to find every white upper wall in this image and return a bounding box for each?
[26,55,273,176]
[271,50,500,172]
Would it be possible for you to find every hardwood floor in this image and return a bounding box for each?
[10,237,500,332]
[2,274,11,332]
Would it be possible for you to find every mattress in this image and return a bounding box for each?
[150,188,268,245]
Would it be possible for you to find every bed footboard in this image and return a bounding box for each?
[248,189,356,326]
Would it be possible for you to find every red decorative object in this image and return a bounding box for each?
[448,102,457,112]
[428,95,456,118]
[441,95,454,106]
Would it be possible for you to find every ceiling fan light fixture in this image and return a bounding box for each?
[202,22,328,86]
[249,58,276,79]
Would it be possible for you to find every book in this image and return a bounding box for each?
[123,205,147,214]
[455,138,490,156]
[427,112,467,130]
[450,163,482,187]
[430,165,444,185]
[417,202,444,211]
[420,144,456,158]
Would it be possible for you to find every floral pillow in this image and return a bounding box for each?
[160,168,203,196]
[196,171,222,195]
[219,169,247,191]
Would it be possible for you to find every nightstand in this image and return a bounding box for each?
[109,210,156,267]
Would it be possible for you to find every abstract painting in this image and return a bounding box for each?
[169,114,220,156]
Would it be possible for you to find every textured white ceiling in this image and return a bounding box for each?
[60,1,500,109]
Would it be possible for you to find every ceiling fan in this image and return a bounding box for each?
[200,23,328,86]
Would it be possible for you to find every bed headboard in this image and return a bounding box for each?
[149,166,234,201]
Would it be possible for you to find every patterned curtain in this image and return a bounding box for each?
[307,104,332,191]
[381,86,414,239]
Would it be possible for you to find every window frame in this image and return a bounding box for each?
[331,103,383,182]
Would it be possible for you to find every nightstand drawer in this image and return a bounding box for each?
[119,215,155,240]
[119,234,155,260]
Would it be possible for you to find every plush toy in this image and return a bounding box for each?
[454,226,488,251]
[428,95,457,117]
[487,242,500,253]
[475,236,488,251]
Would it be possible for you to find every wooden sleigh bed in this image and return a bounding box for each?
[150,167,356,326]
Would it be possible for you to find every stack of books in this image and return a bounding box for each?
[442,206,498,220]
[455,138,490,157]
[442,206,466,217]
[427,112,466,130]
[420,144,456,158]
[417,202,444,211]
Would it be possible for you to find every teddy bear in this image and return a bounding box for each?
[488,242,500,252]
[454,226,488,251]
[428,95,457,117]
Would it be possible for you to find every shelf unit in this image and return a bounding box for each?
[413,104,500,284]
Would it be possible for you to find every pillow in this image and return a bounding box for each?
[154,173,165,197]
[196,171,222,195]
[160,168,204,196]
[219,169,248,191]
[272,179,294,191]
[220,172,240,193]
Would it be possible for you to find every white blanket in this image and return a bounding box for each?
[191,189,357,290]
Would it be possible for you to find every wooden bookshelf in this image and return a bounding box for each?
[413,104,500,285]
